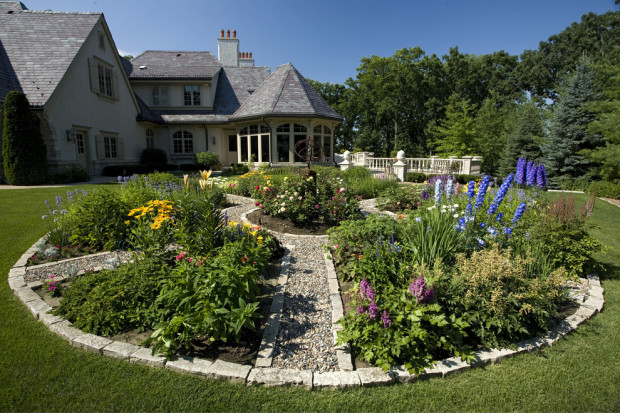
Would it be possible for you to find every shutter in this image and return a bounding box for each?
[89,59,100,93]
[112,71,120,99]
[96,135,105,159]
[116,137,124,160]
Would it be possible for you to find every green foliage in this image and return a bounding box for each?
[341,166,400,198]
[2,91,47,185]
[375,185,422,212]
[585,64,620,183]
[54,258,168,336]
[499,100,545,177]
[429,93,480,157]
[401,205,464,266]
[528,194,604,279]
[406,172,427,183]
[338,272,472,374]
[60,187,130,250]
[47,167,90,184]
[543,62,605,187]
[473,93,513,175]
[223,170,269,196]
[195,151,220,170]
[140,148,167,169]
[253,170,361,226]
[172,193,225,257]
[441,247,568,349]
[146,239,270,357]
[587,180,620,199]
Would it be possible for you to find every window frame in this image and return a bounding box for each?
[152,86,169,106]
[172,130,194,154]
[183,85,201,106]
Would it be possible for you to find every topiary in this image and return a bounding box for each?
[2,91,48,185]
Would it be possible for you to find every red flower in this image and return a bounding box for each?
[255,201,260,206]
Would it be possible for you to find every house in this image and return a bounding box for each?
[0,2,341,176]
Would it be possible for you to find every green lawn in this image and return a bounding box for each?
[1,187,619,412]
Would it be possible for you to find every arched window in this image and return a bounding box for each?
[313,125,332,159]
[275,123,309,163]
[173,130,193,153]
[146,128,154,149]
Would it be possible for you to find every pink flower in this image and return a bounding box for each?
[255,201,260,206]
[315,204,319,209]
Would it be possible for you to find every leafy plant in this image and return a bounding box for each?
[195,151,220,170]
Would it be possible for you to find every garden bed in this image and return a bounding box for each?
[246,209,331,236]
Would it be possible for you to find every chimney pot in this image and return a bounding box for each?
[232,30,237,38]
[249,52,252,59]
[239,52,242,58]
[220,29,224,38]
[243,52,247,58]
[226,30,230,38]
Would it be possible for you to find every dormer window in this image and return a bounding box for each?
[184,85,201,106]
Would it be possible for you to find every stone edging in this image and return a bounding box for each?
[7,231,605,389]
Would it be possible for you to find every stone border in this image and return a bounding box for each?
[241,207,329,240]
[6,231,605,389]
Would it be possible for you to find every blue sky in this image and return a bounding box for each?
[25,0,618,84]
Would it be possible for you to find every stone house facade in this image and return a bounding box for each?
[0,2,341,176]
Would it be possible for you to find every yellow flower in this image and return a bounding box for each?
[200,170,212,180]
[229,220,238,227]
[257,236,264,245]
[151,222,161,229]
[199,179,207,190]
[183,174,189,187]
[124,220,130,225]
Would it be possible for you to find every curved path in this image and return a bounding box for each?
[6,195,606,389]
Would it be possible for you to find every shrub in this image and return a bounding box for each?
[375,185,422,212]
[146,237,271,357]
[60,187,131,250]
[54,258,169,336]
[405,172,427,183]
[140,148,167,169]
[2,91,48,185]
[441,247,567,349]
[195,151,220,170]
[560,177,590,191]
[48,167,90,184]
[587,180,620,199]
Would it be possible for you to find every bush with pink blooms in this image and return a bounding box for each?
[253,169,361,226]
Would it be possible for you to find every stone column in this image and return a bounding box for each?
[461,156,473,175]
[471,156,483,175]
[393,150,407,182]
[339,150,353,171]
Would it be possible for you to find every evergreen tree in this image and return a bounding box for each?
[474,93,515,175]
[542,62,604,187]
[584,64,620,183]
[499,100,545,176]
[2,91,48,185]
[430,93,480,157]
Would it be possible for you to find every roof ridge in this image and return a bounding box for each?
[20,10,102,15]
[271,65,292,115]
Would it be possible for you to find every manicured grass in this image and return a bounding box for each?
[0,187,619,412]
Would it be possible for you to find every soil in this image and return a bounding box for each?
[246,209,331,236]
[35,258,283,366]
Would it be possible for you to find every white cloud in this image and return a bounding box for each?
[117,49,138,59]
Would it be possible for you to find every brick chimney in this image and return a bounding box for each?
[217,29,239,66]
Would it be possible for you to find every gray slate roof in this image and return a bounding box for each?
[129,51,221,79]
[230,63,342,122]
[0,1,27,13]
[0,9,101,104]
[137,66,271,125]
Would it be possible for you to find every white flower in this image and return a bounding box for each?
[280,207,286,212]
[294,192,298,196]
[453,213,459,218]
[289,196,294,200]
[298,196,302,200]
[281,202,286,206]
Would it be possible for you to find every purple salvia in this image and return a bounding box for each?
[359,277,375,301]
[356,305,366,315]
[409,275,426,303]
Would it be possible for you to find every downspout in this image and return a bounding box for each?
[203,125,209,152]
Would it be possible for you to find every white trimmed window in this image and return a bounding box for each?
[146,128,154,149]
[89,58,119,100]
[96,133,123,160]
[183,85,201,106]
[239,125,270,163]
[173,130,194,153]
[152,86,169,106]
[313,125,332,158]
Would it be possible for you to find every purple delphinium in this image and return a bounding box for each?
[487,173,514,215]
[512,202,527,224]
[434,180,442,207]
[526,161,537,187]
[515,157,526,185]
[421,190,429,201]
[536,164,547,188]
[466,181,476,198]
[445,179,454,200]
[474,175,491,210]
[381,310,392,328]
